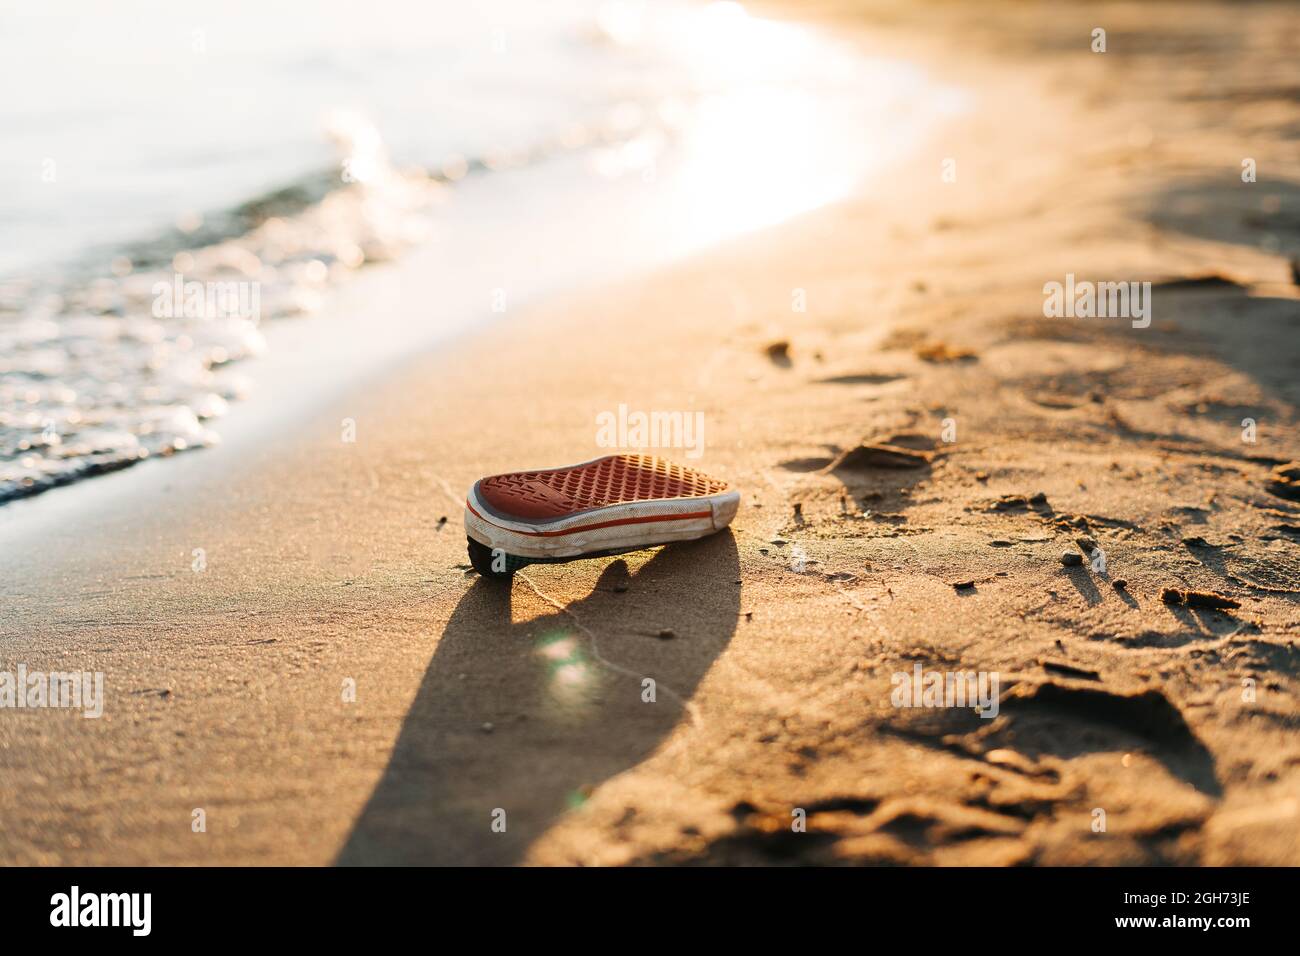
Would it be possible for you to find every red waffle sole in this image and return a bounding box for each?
[464,454,739,560]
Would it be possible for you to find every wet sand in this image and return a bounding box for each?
[2,0,1298,865]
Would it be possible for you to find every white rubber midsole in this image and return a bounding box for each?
[465,486,740,560]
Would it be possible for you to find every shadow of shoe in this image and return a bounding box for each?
[336,531,741,865]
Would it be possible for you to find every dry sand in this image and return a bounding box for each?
[2,0,1298,865]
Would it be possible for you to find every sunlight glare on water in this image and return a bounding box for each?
[593,1,962,251]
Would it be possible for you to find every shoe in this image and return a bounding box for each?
[464,453,739,579]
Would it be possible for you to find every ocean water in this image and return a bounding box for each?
[0,0,963,504]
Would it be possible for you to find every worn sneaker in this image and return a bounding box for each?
[464,454,739,578]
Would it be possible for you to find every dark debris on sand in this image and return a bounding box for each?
[1160,587,1241,609]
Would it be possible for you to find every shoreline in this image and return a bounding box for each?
[2,1,950,511]
[3,0,1299,866]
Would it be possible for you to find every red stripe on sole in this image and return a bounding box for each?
[466,500,714,538]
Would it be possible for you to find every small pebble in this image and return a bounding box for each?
[657,628,676,640]
[1061,550,1083,566]
[1113,579,1128,590]
[481,722,494,733]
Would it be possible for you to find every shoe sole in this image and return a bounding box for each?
[464,454,739,561]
